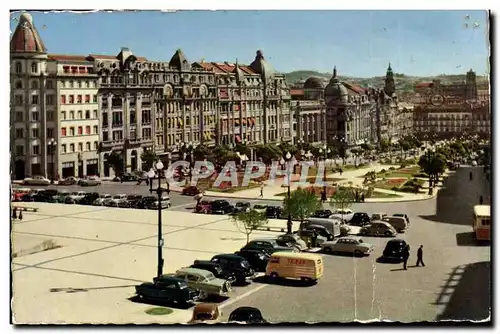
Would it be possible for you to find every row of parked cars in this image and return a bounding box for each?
[12,188,171,210]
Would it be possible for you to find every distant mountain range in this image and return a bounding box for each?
[283,70,489,92]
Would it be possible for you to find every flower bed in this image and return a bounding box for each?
[370,178,407,190]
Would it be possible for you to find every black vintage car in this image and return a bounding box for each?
[381,239,408,262]
[126,195,143,208]
[233,202,251,214]
[228,307,267,324]
[190,260,236,283]
[349,212,371,226]
[210,200,234,215]
[136,196,156,209]
[234,250,270,272]
[135,276,203,305]
[79,192,100,205]
[241,239,296,255]
[266,206,283,219]
[120,173,139,182]
[312,209,333,218]
[211,254,255,285]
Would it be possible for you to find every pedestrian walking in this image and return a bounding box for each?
[402,244,410,270]
[416,245,425,267]
[260,182,264,198]
[361,193,365,202]
[12,208,17,220]
[469,171,473,181]
[18,210,23,221]
[311,230,318,248]
[479,195,484,205]
[355,191,359,203]
[321,191,327,203]
[339,168,343,176]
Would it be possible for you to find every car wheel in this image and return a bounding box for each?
[269,272,279,280]
[324,247,332,254]
[354,250,363,257]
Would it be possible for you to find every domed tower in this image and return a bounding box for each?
[249,50,274,82]
[304,76,325,99]
[384,62,396,97]
[324,66,348,105]
[324,66,349,146]
[169,48,191,71]
[232,59,245,85]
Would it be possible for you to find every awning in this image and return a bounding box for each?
[235,135,242,143]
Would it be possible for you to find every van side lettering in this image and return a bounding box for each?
[287,258,306,265]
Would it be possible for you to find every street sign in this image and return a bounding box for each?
[159,239,164,247]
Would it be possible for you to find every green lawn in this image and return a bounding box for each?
[370,191,402,198]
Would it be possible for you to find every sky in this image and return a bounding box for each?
[10,10,490,77]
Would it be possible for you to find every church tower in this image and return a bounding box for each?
[465,69,478,100]
[384,62,396,97]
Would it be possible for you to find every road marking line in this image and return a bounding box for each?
[219,283,268,310]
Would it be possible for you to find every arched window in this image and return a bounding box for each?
[15,62,22,74]
[31,80,39,89]
[31,62,38,73]
[15,80,23,89]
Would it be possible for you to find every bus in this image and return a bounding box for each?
[473,205,490,241]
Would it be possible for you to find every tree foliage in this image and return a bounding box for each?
[379,139,391,153]
[232,210,269,244]
[141,150,158,170]
[418,151,447,178]
[283,188,322,223]
[329,186,356,215]
[193,144,211,161]
[107,152,124,176]
[254,144,281,164]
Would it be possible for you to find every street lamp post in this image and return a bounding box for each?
[48,138,57,184]
[148,161,166,279]
[284,151,293,234]
[426,149,434,195]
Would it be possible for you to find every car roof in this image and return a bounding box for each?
[176,267,212,276]
[338,236,361,241]
[387,239,406,244]
[271,252,322,261]
[193,260,217,266]
[156,275,185,284]
[250,238,276,242]
[212,254,245,261]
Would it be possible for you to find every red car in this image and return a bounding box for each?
[182,186,201,196]
[195,200,212,214]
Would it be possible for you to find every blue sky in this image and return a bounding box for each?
[10,10,490,77]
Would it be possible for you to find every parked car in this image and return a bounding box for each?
[79,192,100,205]
[135,276,202,305]
[108,194,127,207]
[126,195,143,208]
[93,194,112,206]
[210,254,256,284]
[276,233,308,251]
[334,208,353,215]
[359,221,397,237]
[371,212,388,221]
[78,176,101,186]
[265,206,283,219]
[302,224,335,241]
[349,212,371,226]
[233,202,251,214]
[182,186,201,196]
[234,250,270,272]
[381,239,408,262]
[321,236,374,256]
[148,195,172,210]
[211,200,234,214]
[252,204,268,214]
[13,188,31,202]
[190,260,236,283]
[228,307,267,324]
[66,191,86,204]
[312,209,333,218]
[32,190,57,203]
[121,173,139,182]
[195,200,212,214]
[241,239,297,255]
[392,213,410,226]
[189,303,222,324]
[23,175,50,186]
[174,267,232,298]
[58,177,79,185]
[136,196,157,209]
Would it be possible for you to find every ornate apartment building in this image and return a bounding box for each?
[10,13,100,179]
[90,48,292,175]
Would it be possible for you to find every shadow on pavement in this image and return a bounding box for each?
[252,275,317,287]
[50,284,136,293]
[128,295,193,310]
[376,256,402,264]
[455,232,491,247]
[419,167,488,226]
[434,262,491,321]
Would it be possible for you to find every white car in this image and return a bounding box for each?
[93,194,112,206]
[334,208,353,215]
[69,191,86,201]
[321,237,374,256]
[109,194,127,206]
[79,176,102,186]
[23,175,50,186]
[252,204,268,214]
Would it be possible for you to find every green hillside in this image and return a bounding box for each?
[284,70,489,92]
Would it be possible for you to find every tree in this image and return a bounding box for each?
[232,210,269,244]
[141,150,158,170]
[282,188,322,233]
[360,143,373,153]
[379,139,391,153]
[418,151,447,185]
[107,152,124,177]
[329,186,356,220]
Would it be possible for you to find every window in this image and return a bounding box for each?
[85,95,90,103]
[77,95,82,103]
[93,95,97,103]
[61,111,66,120]
[15,62,22,73]
[78,81,82,88]
[86,81,90,88]
[70,144,75,152]
[93,125,98,133]
[31,129,39,138]
[86,142,91,151]
[93,110,98,118]
[15,129,24,139]
[70,127,75,136]
[61,128,67,136]
[31,62,38,73]
[15,80,23,89]
[78,126,83,135]
[61,95,66,104]
[31,95,39,105]
[103,132,109,141]
[85,126,91,135]
[46,80,53,89]
[15,95,23,106]
[16,112,23,122]
[93,141,98,150]
[32,145,40,155]
[47,128,54,138]
[78,143,83,152]
[32,112,39,121]
[70,111,75,119]
[47,95,54,105]
[78,111,82,119]
[16,145,24,156]
[61,144,67,153]
[85,110,90,119]
[69,95,74,104]
[31,80,39,89]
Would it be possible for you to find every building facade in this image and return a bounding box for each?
[90,48,292,175]
[10,13,100,180]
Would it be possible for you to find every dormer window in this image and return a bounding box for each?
[31,62,38,73]
[15,62,22,74]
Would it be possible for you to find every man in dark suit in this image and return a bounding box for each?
[416,245,425,267]
[402,244,410,270]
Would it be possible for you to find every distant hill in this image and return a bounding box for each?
[284,70,489,92]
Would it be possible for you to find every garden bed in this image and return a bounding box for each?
[370,178,407,190]
[276,186,402,199]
